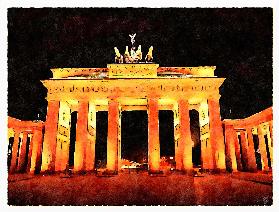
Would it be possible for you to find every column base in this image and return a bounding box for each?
[262,169,272,174]
[29,170,37,175]
[182,169,195,176]
[172,169,196,176]
[148,170,164,175]
[211,168,227,174]
[103,169,118,176]
[247,168,258,173]
[40,170,56,175]
[8,170,17,175]
[73,170,88,175]
[200,168,227,174]
[227,168,239,173]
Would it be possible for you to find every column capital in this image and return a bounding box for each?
[246,126,258,135]
[22,131,29,136]
[147,98,158,111]
[46,98,61,103]
[239,130,246,136]
[108,87,121,100]
[257,124,263,133]
[28,132,34,137]
[109,99,122,111]
[147,91,160,99]
[207,97,222,105]
[13,128,21,135]
[108,98,120,103]
[148,96,159,101]
[225,124,234,130]
[177,98,189,105]
[246,126,253,131]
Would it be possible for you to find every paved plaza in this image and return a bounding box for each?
[8,172,272,206]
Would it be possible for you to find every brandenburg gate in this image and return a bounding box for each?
[40,57,226,173]
[7,37,273,175]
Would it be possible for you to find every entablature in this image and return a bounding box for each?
[223,107,273,128]
[42,78,224,101]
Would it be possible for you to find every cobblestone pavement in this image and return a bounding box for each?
[8,172,272,206]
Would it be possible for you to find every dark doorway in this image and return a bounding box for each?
[22,136,31,172]
[95,111,108,168]
[69,111,77,167]
[253,134,262,170]
[190,110,201,167]
[15,137,22,168]
[264,135,272,168]
[8,137,14,170]
[238,134,247,171]
[159,110,175,158]
[121,111,148,163]
[35,128,45,174]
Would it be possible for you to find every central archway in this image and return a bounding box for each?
[190,109,201,168]
[121,111,148,164]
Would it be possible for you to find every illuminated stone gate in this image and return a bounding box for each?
[40,63,226,173]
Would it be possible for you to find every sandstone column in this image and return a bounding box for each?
[107,100,120,172]
[267,123,273,168]
[246,127,257,172]
[268,121,273,142]
[148,98,160,173]
[26,134,33,172]
[117,110,122,171]
[30,129,43,174]
[17,131,28,172]
[10,131,20,173]
[74,101,89,172]
[54,101,71,172]
[173,103,182,170]
[86,103,96,171]
[224,125,238,172]
[178,99,192,171]
[41,100,60,172]
[208,98,226,170]
[257,125,269,171]
[239,131,249,171]
[199,101,214,170]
